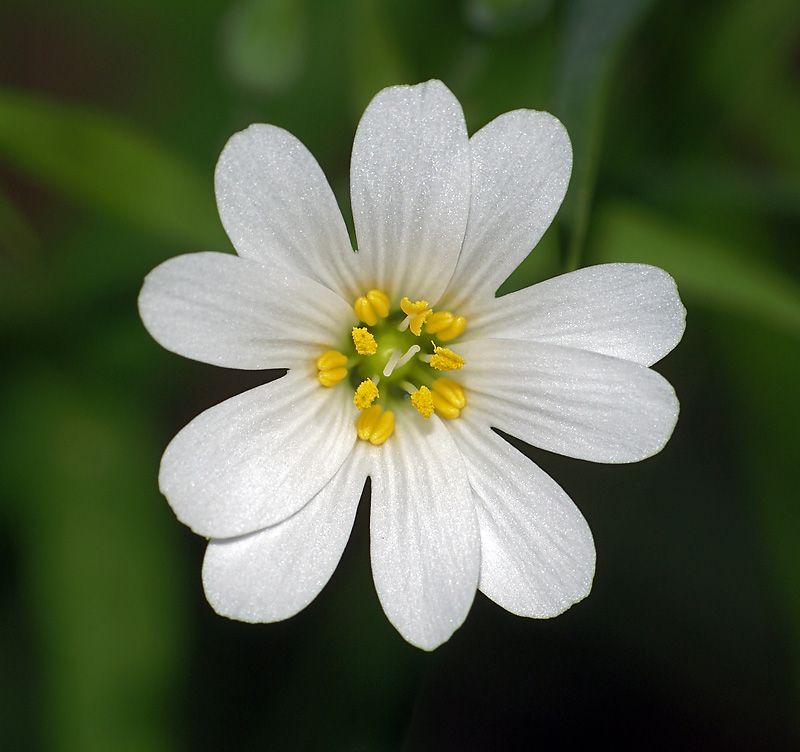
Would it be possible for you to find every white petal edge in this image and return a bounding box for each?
[201,445,370,623]
[215,124,362,299]
[459,338,679,463]
[446,418,595,617]
[370,413,480,650]
[440,109,572,311]
[350,80,470,303]
[159,371,355,538]
[464,263,686,367]
[139,252,354,370]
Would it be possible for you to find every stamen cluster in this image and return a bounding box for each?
[315,289,468,444]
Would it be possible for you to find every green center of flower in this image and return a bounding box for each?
[315,289,468,445]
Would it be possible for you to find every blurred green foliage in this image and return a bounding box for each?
[1,0,799,749]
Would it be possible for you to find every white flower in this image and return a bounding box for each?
[138,80,685,650]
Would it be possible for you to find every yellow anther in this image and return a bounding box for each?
[410,310,432,336]
[353,380,379,410]
[432,378,466,419]
[400,297,429,315]
[357,405,381,440]
[426,311,467,341]
[400,297,432,336]
[357,405,395,445]
[431,393,460,419]
[352,327,377,355]
[437,315,467,342]
[318,367,347,387]
[316,350,347,371]
[371,410,395,445]
[354,296,377,326]
[432,378,466,408]
[425,311,455,334]
[354,289,390,326]
[366,289,390,318]
[429,345,465,371]
[316,350,348,387]
[410,385,434,419]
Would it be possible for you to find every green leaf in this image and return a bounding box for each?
[464,0,552,35]
[0,88,225,250]
[348,0,410,112]
[616,158,800,220]
[590,202,800,336]
[1,369,185,752]
[222,0,308,94]
[552,0,657,270]
[699,0,800,169]
[0,186,40,262]
[713,319,800,716]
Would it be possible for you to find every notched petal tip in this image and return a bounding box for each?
[448,420,597,619]
[351,77,470,303]
[158,373,355,539]
[201,450,368,624]
[370,415,480,650]
[440,107,574,309]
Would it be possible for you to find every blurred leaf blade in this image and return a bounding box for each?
[2,370,185,752]
[552,0,656,270]
[348,0,410,111]
[222,0,308,94]
[464,0,552,35]
[591,202,800,336]
[714,320,800,720]
[0,186,40,262]
[0,88,225,250]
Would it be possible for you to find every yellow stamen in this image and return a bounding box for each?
[316,350,348,387]
[410,310,432,336]
[429,345,465,371]
[318,368,347,387]
[426,311,467,341]
[431,393,460,419]
[400,297,429,315]
[352,327,377,355]
[353,380,379,409]
[354,288,390,326]
[357,405,395,445]
[410,385,434,419]
[425,310,454,334]
[432,377,466,408]
[316,350,347,371]
[366,289,390,318]
[432,378,466,419]
[437,315,467,342]
[400,297,432,336]
[357,405,380,440]
[354,296,376,326]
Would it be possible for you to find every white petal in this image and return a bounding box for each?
[460,338,679,463]
[159,371,355,538]
[138,252,354,369]
[370,413,480,650]
[447,419,595,617]
[441,110,572,310]
[350,80,470,302]
[466,263,686,366]
[201,445,370,622]
[215,124,361,299]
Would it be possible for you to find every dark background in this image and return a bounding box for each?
[2,0,799,749]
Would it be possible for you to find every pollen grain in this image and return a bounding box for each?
[352,327,377,355]
[410,386,434,419]
[429,345,465,371]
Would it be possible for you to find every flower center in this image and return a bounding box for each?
[315,289,468,445]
